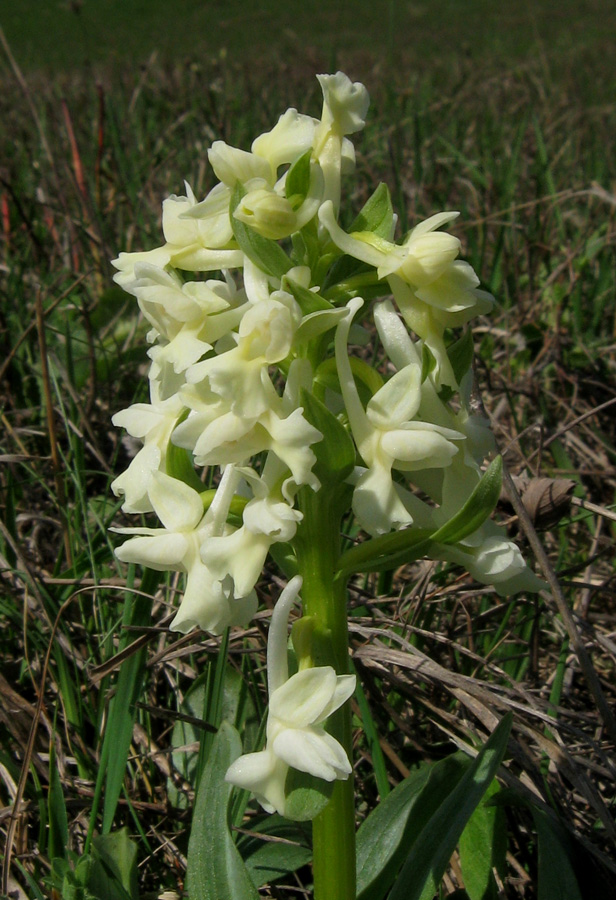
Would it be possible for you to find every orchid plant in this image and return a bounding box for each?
[111,72,542,900]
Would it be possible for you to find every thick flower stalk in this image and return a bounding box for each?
[110,71,542,900]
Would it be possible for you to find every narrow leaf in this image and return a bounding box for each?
[357,754,472,900]
[459,778,507,900]
[337,456,502,577]
[322,184,393,290]
[166,411,205,492]
[284,276,334,313]
[98,572,156,836]
[336,528,433,578]
[389,714,512,900]
[353,671,390,801]
[47,743,69,862]
[447,329,475,386]
[532,808,583,900]
[421,344,437,383]
[187,721,259,900]
[430,455,503,545]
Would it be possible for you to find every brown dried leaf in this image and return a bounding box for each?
[502,476,576,529]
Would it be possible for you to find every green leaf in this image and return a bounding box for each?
[314,356,384,404]
[96,571,157,837]
[69,856,97,899]
[459,778,507,900]
[283,767,334,822]
[294,307,348,344]
[166,412,206,493]
[168,665,259,809]
[284,275,334,313]
[336,527,433,578]
[447,329,475,386]
[421,344,437,382]
[89,829,139,900]
[285,149,312,203]
[47,742,69,862]
[388,714,512,900]
[50,856,72,888]
[532,808,583,900]
[321,184,394,292]
[268,541,298,579]
[300,389,356,484]
[349,182,394,238]
[187,721,259,900]
[430,456,503,545]
[230,183,292,278]
[353,670,390,800]
[357,754,472,900]
[237,815,312,888]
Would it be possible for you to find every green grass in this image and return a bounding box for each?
[1,0,615,102]
[1,6,616,898]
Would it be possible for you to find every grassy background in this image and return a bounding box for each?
[3,0,616,98]
[1,2,616,898]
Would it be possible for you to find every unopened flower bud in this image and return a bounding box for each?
[234,188,297,240]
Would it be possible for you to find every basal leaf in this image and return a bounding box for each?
[357,754,471,900]
[532,808,583,900]
[388,714,512,900]
[187,721,259,900]
[459,778,507,900]
[237,815,312,888]
[89,829,139,900]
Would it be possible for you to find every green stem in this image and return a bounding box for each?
[294,486,355,900]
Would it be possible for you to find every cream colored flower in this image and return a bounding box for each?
[320,203,493,386]
[335,299,462,535]
[112,469,257,634]
[225,577,355,815]
[111,381,185,514]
